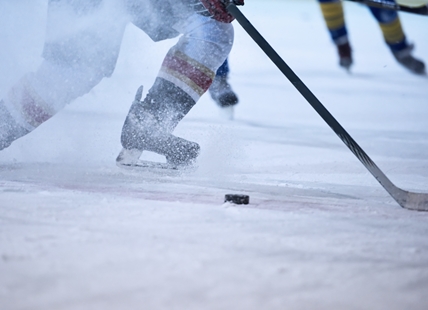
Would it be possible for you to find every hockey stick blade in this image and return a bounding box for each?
[345,0,428,16]
[227,4,428,211]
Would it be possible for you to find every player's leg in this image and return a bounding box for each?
[120,13,234,167]
[368,2,425,75]
[0,0,128,151]
[318,0,353,70]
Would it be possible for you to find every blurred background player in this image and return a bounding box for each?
[209,57,239,119]
[318,0,426,75]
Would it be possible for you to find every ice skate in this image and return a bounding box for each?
[392,44,426,76]
[209,75,238,120]
[337,42,353,72]
[118,79,200,169]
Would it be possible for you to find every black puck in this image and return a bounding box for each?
[224,194,250,205]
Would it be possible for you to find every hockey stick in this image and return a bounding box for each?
[345,0,428,16]
[227,3,428,211]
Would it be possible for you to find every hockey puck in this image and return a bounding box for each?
[224,194,250,205]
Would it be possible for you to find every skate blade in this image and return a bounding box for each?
[116,160,198,178]
[219,106,234,121]
[116,148,197,174]
[117,159,177,170]
[116,148,143,166]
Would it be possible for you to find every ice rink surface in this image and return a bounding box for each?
[1,0,428,309]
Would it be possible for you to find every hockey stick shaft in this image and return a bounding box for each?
[345,0,428,15]
[227,4,428,211]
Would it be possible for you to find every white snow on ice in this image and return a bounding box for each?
[1,1,428,309]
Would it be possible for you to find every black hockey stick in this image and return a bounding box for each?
[227,3,428,211]
[345,0,428,16]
